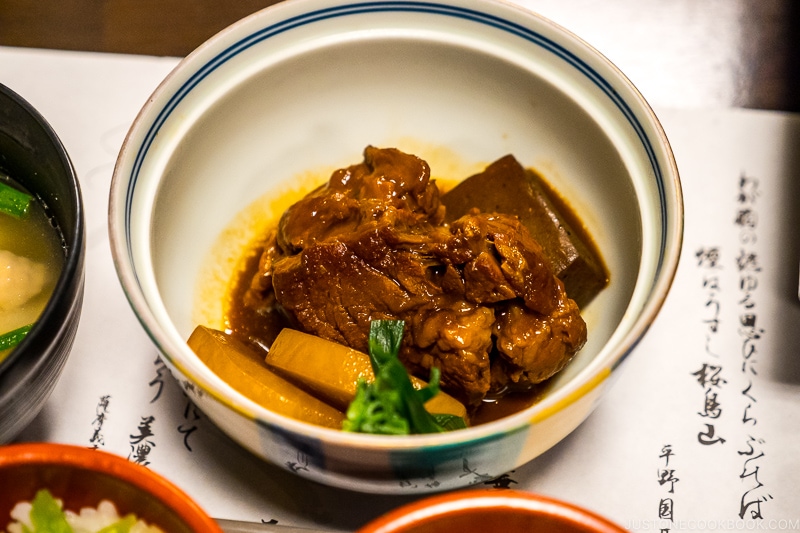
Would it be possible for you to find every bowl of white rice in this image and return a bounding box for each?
[0,443,222,533]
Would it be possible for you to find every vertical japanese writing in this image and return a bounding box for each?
[693,247,727,446]
[149,355,204,452]
[149,355,169,403]
[656,444,678,532]
[128,415,156,466]
[89,395,111,449]
[733,174,771,519]
[178,395,202,452]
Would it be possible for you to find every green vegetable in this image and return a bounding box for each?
[0,181,32,218]
[0,324,33,352]
[16,490,141,533]
[24,489,72,533]
[343,320,467,435]
[97,515,137,533]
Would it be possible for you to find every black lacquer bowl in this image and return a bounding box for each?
[0,83,85,443]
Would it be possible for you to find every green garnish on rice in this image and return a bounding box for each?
[25,490,72,533]
[4,489,161,533]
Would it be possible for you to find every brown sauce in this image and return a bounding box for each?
[219,148,605,427]
[224,247,288,353]
[224,245,550,426]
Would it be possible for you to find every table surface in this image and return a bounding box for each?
[1,0,799,112]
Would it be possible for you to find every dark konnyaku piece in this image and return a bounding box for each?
[441,155,608,309]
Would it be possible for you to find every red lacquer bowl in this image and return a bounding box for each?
[358,489,627,533]
[0,443,223,533]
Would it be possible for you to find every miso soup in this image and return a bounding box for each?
[0,172,65,363]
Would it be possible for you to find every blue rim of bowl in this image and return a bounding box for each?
[124,0,669,275]
[117,0,682,449]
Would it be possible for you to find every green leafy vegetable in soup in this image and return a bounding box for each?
[0,324,34,352]
[0,181,32,218]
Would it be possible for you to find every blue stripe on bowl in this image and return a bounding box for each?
[125,0,669,298]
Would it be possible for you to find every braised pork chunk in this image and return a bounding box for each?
[243,146,588,406]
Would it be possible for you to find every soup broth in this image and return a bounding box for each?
[0,172,65,363]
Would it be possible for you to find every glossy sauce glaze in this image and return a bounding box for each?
[220,148,606,425]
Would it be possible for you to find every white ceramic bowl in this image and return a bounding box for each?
[109,0,682,494]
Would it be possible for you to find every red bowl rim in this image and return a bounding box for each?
[0,442,223,532]
[358,488,628,533]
